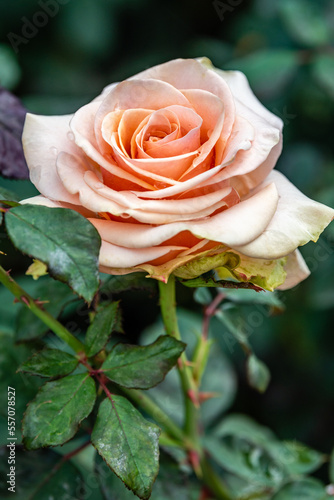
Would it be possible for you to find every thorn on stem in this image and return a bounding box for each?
[20,296,30,307]
[187,389,200,408]
[188,449,202,478]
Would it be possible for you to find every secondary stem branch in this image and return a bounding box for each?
[0,265,85,354]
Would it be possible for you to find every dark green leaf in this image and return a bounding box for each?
[0,186,21,203]
[279,0,331,48]
[23,373,96,449]
[5,205,101,302]
[0,448,85,499]
[247,354,271,393]
[18,348,79,378]
[101,335,186,389]
[272,478,330,500]
[85,301,121,357]
[16,278,78,341]
[92,395,160,500]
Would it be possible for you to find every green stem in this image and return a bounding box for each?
[159,276,232,500]
[200,457,232,500]
[121,387,187,446]
[158,275,199,442]
[0,265,85,354]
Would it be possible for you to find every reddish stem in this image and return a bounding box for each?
[202,292,225,339]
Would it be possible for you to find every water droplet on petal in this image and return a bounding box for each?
[67,131,75,141]
[50,147,58,156]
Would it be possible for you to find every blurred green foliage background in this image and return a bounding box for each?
[1,0,334,480]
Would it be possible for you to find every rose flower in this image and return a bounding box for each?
[21,58,334,290]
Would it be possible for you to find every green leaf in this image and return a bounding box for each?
[213,413,276,444]
[85,301,121,357]
[312,54,334,101]
[95,450,201,500]
[92,395,160,500]
[272,478,330,500]
[23,373,96,449]
[143,309,237,427]
[211,415,325,483]
[0,186,21,203]
[18,348,79,378]
[266,441,325,476]
[247,354,271,393]
[5,205,101,302]
[203,435,285,489]
[101,336,186,389]
[279,0,331,48]
[0,448,85,499]
[16,278,78,341]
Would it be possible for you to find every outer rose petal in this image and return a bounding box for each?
[234,171,334,259]
[88,182,279,248]
[278,250,310,290]
[98,240,187,268]
[22,114,81,205]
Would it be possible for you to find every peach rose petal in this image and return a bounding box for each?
[278,250,310,290]
[133,58,236,140]
[98,240,187,269]
[102,108,150,157]
[22,114,80,205]
[137,106,202,158]
[94,79,193,154]
[84,170,234,217]
[88,182,279,248]
[56,153,234,223]
[70,103,155,190]
[214,67,282,130]
[234,171,334,259]
[110,134,196,183]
